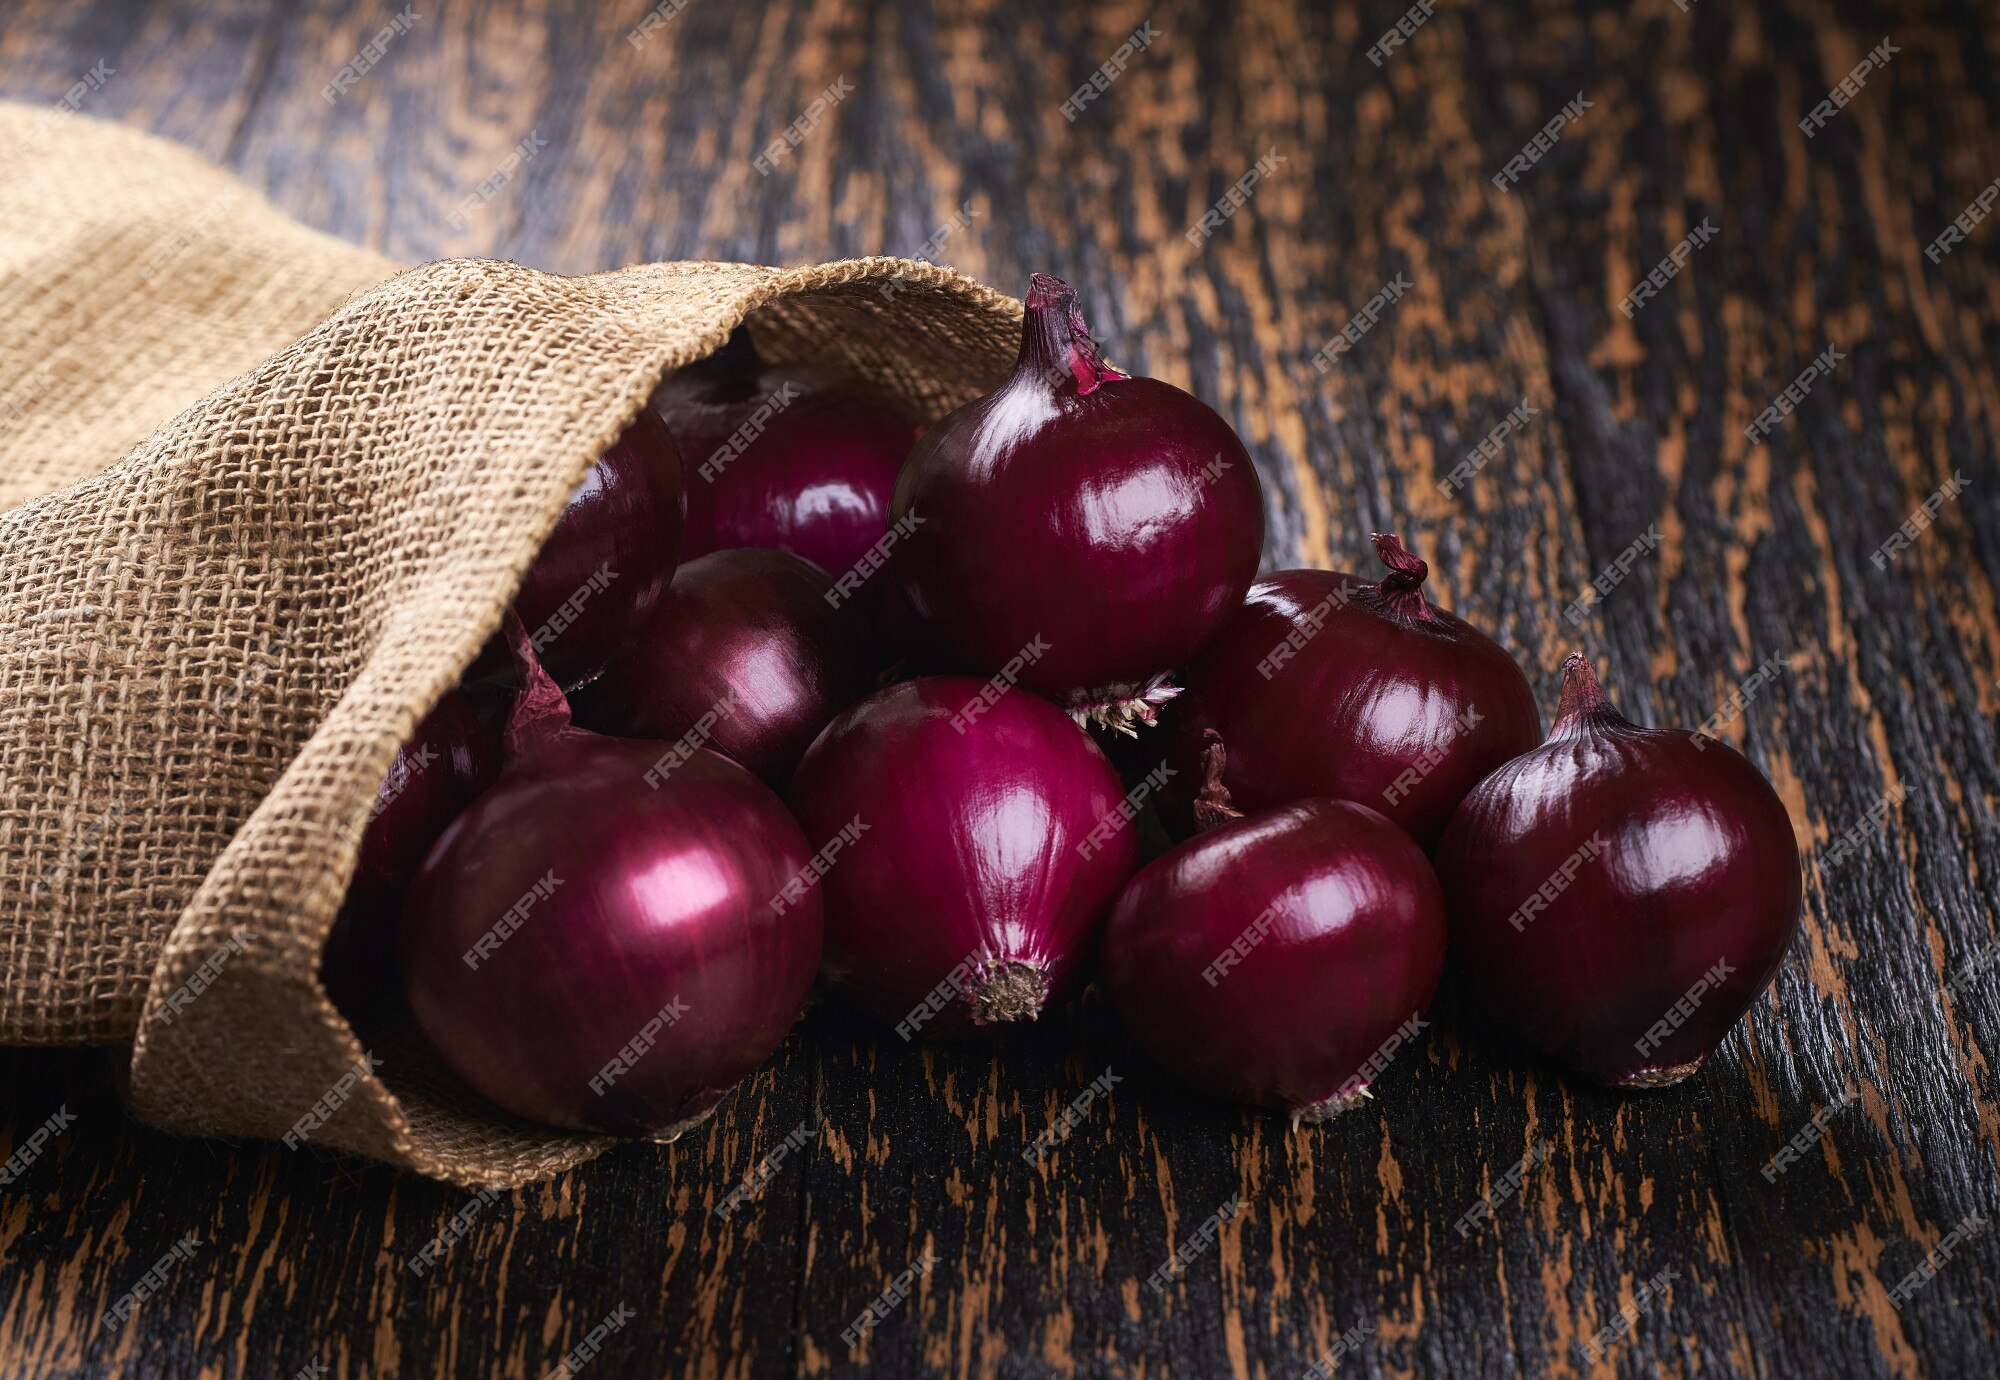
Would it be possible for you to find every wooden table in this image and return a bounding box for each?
[3,0,1996,1375]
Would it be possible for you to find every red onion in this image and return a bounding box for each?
[400,615,821,1138]
[653,327,921,586]
[1101,734,1447,1119]
[468,409,686,690]
[322,688,500,1007]
[1435,654,1803,1088]
[786,675,1140,1038]
[889,273,1265,731]
[1164,535,1541,847]
[571,548,879,788]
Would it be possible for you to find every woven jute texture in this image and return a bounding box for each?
[0,103,1022,1185]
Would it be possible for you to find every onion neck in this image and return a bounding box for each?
[1552,652,1630,737]
[1192,728,1244,832]
[501,608,574,760]
[1369,534,1438,622]
[1016,273,1126,397]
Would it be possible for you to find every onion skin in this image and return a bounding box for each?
[468,408,686,690]
[401,616,821,1138]
[323,689,499,1007]
[889,273,1265,729]
[1100,791,1447,1119]
[571,548,880,789]
[654,328,921,583]
[1435,654,1803,1089]
[1164,536,1541,847]
[787,675,1140,1039]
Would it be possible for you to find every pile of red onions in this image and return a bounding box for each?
[328,277,1803,1153]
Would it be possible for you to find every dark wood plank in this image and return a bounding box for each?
[2,0,1996,1376]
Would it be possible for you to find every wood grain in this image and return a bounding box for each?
[2,0,1996,1375]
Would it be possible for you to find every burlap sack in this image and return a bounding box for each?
[0,103,1023,1185]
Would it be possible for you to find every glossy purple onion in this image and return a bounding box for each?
[1164,535,1541,847]
[571,548,879,788]
[890,273,1265,731]
[653,327,921,584]
[1435,654,1803,1088]
[322,688,500,1007]
[401,615,821,1138]
[468,408,686,690]
[1101,734,1446,1119]
[787,675,1140,1038]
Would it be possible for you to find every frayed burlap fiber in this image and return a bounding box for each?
[0,103,1022,1185]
